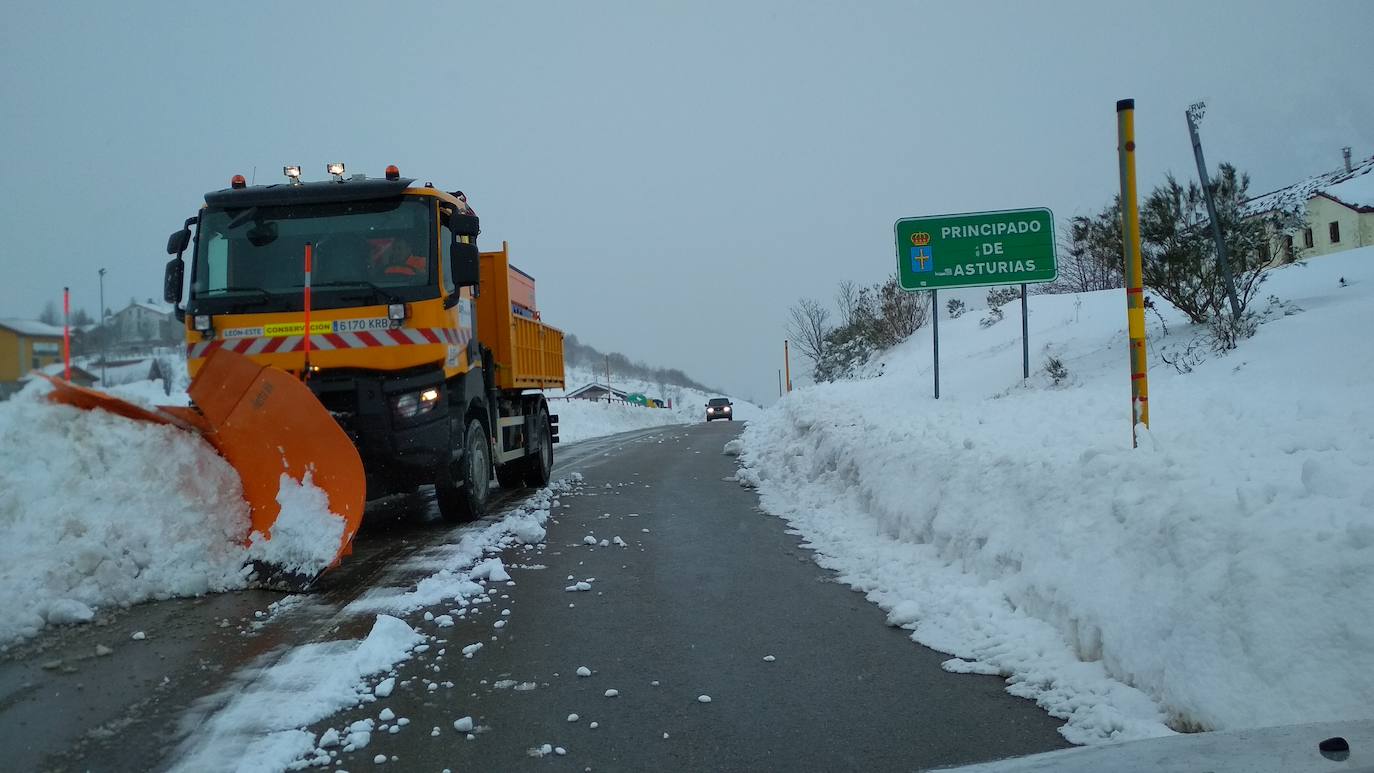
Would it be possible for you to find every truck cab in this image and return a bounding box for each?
[163,165,563,522]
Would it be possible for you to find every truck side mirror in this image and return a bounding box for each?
[450,240,480,287]
[164,258,184,305]
[167,228,192,255]
[450,213,480,238]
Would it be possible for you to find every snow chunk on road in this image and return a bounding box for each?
[576,666,592,677]
[763,655,776,662]
[0,395,253,645]
[374,677,396,698]
[131,630,147,641]
[697,695,712,703]
[245,472,347,579]
[453,716,474,732]
[565,582,592,592]
[604,689,619,698]
[168,615,422,772]
[567,713,579,722]
[45,599,95,626]
[470,558,510,583]
[582,535,597,545]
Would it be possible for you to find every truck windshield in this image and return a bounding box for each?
[191,197,436,312]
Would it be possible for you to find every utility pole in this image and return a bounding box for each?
[777,369,782,398]
[1186,101,1242,321]
[98,267,108,386]
[605,355,611,400]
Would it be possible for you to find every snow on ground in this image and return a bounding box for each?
[168,614,424,773]
[245,473,348,578]
[735,249,1374,744]
[345,476,580,616]
[0,384,254,646]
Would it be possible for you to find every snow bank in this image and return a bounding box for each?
[0,387,253,646]
[0,385,354,646]
[168,614,423,773]
[737,249,1374,744]
[245,473,347,578]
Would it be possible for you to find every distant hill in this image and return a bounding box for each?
[562,334,718,394]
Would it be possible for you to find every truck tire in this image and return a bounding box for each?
[435,418,490,523]
[523,405,554,488]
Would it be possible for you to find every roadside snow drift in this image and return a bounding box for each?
[0,389,254,645]
[736,249,1374,744]
[0,385,353,647]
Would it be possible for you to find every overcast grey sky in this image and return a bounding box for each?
[2,1,1370,403]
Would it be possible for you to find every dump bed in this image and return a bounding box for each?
[476,242,565,391]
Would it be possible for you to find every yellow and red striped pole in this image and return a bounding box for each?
[62,286,71,381]
[1117,99,1149,446]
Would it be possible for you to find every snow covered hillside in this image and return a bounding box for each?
[734,249,1374,744]
[548,366,759,443]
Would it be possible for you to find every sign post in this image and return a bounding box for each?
[894,208,1057,397]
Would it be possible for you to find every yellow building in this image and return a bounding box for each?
[0,318,66,384]
[1246,153,1374,264]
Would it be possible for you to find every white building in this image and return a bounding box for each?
[1245,151,1374,263]
[107,300,177,350]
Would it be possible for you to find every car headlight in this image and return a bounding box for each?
[393,387,441,419]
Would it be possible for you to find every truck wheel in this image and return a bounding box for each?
[523,406,553,488]
[436,418,490,523]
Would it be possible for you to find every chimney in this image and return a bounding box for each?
[1343,147,1353,173]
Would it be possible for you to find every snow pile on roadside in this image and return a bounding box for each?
[347,475,582,615]
[245,473,348,578]
[0,386,253,646]
[168,614,423,773]
[736,249,1374,744]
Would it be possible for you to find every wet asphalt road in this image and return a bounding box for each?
[1,421,1068,772]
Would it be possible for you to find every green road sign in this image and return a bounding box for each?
[894,207,1057,291]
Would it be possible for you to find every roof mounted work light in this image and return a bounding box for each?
[327,162,346,181]
[283,165,302,184]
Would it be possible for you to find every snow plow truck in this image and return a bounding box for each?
[42,164,564,585]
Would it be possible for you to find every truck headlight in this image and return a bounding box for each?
[393,387,441,419]
[388,303,407,321]
[193,315,212,332]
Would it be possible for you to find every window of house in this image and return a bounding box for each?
[1329,221,1341,243]
[1303,228,1314,249]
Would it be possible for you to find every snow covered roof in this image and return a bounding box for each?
[115,301,174,317]
[565,382,630,399]
[1244,155,1374,216]
[0,317,65,338]
[1320,166,1374,211]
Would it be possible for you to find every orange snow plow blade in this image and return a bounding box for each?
[41,349,365,584]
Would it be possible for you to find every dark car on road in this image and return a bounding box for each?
[705,397,734,422]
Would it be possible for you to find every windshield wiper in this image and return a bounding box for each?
[312,280,400,304]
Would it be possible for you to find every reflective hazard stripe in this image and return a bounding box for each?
[188,328,470,359]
